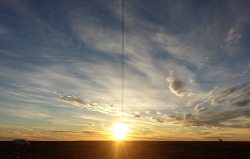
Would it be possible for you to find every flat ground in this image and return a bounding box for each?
[0,141,250,159]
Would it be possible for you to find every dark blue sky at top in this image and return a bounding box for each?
[1,0,250,94]
[1,0,249,64]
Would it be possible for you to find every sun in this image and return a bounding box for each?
[110,123,130,140]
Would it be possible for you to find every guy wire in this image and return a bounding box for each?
[121,0,124,124]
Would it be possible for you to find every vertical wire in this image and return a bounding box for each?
[121,0,124,124]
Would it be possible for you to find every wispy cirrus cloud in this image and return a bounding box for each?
[226,17,249,45]
[57,92,122,114]
[232,100,250,107]
[48,130,98,134]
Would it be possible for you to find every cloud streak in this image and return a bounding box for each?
[226,17,249,45]
[56,92,121,114]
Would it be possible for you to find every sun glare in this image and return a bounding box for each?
[110,123,130,140]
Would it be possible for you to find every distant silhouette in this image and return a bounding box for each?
[219,138,223,147]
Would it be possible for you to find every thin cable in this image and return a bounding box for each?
[121,0,124,124]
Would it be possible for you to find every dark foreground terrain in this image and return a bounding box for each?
[1,141,250,159]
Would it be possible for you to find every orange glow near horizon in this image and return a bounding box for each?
[110,123,130,140]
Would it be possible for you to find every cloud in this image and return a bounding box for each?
[197,108,208,113]
[67,4,122,55]
[168,109,250,129]
[226,17,249,45]
[134,111,140,115]
[195,104,208,112]
[48,130,97,134]
[226,27,242,45]
[221,86,237,96]
[57,92,89,106]
[184,113,191,120]
[189,78,194,84]
[157,111,162,114]
[166,75,185,97]
[159,83,250,128]
[0,104,51,119]
[166,115,181,121]
[239,85,250,93]
[134,115,140,118]
[205,84,250,107]
[196,132,211,136]
[56,92,121,114]
[82,123,95,126]
[151,117,164,123]
[243,110,250,118]
[194,104,203,110]
[211,98,225,106]
[232,100,250,107]
[0,49,22,57]
[186,99,197,107]
[229,91,250,103]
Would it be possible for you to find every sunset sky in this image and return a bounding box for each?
[1,0,250,141]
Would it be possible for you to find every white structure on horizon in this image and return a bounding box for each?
[13,139,29,145]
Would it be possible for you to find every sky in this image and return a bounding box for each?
[1,0,250,141]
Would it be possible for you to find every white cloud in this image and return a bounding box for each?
[157,111,162,114]
[189,78,194,84]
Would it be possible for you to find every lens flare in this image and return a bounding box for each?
[110,123,130,140]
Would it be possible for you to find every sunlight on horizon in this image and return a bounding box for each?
[110,123,130,140]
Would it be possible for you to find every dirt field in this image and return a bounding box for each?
[1,141,250,159]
